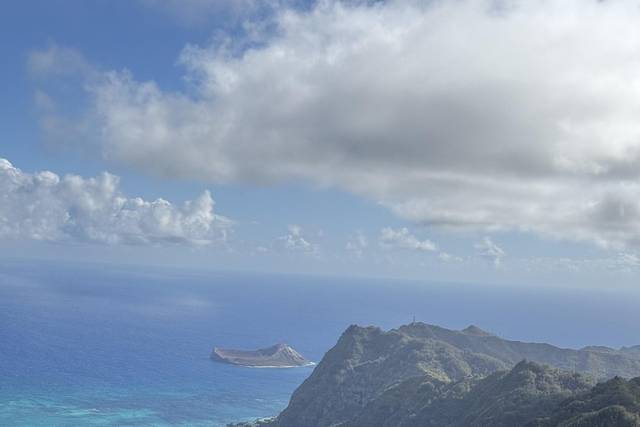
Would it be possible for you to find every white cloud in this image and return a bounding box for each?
[0,158,231,245]
[618,253,640,269]
[379,227,436,252]
[475,237,505,267]
[32,0,640,249]
[523,252,640,275]
[275,224,318,254]
[346,231,368,257]
[438,252,462,263]
[28,44,94,78]
[138,0,293,27]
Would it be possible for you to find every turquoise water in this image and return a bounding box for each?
[0,264,317,426]
[2,261,640,426]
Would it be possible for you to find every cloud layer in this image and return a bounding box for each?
[0,159,230,245]
[379,227,436,252]
[34,0,640,249]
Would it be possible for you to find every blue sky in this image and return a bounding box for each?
[3,0,640,287]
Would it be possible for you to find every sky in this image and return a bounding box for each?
[3,0,640,288]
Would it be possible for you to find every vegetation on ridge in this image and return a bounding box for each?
[230,323,640,427]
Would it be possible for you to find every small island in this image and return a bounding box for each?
[211,343,313,368]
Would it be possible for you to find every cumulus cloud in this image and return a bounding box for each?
[379,227,436,252]
[32,0,640,249]
[0,158,231,245]
[346,231,368,257]
[475,237,505,267]
[275,224,318,254]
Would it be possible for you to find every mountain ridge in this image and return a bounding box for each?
[233,322,640,427]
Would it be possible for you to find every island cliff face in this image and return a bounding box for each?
[211,343,312,367]
[237,322,640,427]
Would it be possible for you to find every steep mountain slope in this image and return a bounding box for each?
[230,363,640,427]
[274,323,640,427]
[276,324,506,427]
[532,376,640,426]
[345,361,594,427]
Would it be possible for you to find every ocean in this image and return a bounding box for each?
[1,260,640,426]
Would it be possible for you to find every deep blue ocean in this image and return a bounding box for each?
[2,260,640,426]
